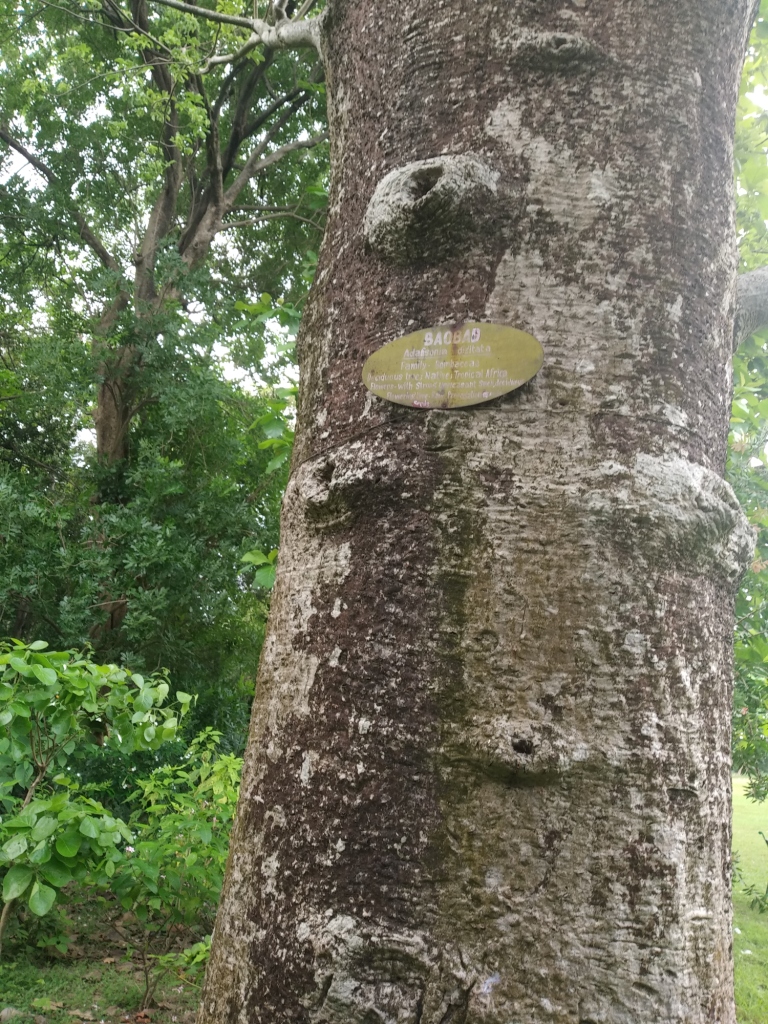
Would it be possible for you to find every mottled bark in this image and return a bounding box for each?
[200,2,757,1022]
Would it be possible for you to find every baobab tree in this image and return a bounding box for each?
[181,0,767,1020]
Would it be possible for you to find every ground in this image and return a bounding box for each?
[733,776,768,1023]
[0,890,199,1024]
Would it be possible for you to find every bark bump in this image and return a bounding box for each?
[363,154,499,266]
[508,29,608,72]
[586,455,754,586]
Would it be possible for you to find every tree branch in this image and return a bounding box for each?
[221,211,322,229]
[0,126,124,276]
[736,267,768,349]
[224,126,326,208]
[147,0,323,55]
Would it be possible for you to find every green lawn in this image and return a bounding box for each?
[733,776,768,1023]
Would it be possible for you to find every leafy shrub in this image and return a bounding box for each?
[0,640,190,953]
[109,729,241,1006]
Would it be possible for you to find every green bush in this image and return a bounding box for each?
[109,729,241,1006]
[0,640,190,954]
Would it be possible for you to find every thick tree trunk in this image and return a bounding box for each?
[200,2,757,1021]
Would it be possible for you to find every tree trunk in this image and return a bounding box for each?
[199,2,757,1021]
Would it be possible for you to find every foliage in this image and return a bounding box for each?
[152,934,212,990]
[731,0,768,798]
[0,352,293,747]
[107,729,240,1006]
[0,0,323,747]
[0,640,189,952]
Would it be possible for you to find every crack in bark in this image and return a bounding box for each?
[436,982,474,1024]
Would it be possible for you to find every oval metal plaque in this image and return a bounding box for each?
[362,322,543,409]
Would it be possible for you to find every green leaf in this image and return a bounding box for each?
[9,657,33,676]
[79,817,99,839]
[50,707,73,738]
[28,641,49,651]
[30,816,58,842]
[134,689,153,713]
[29,840,52,865]
[105,859,115,878]
[116,820,133,843]
[46,792,69,812]
[252,566,276,590]
[40,859,74,888]
[2,834,28,860]
[176,692,192,704]
[241,549,270,565]
[28,881,56,916]
[31,665,57,686]
[14,761,33,787]
[55,832,82,858]
[265,452,289,474]
[2,865,34,901]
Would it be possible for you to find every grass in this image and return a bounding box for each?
[0,957,198,1024]
[0,890,200,1024]
[733,775,768,1023]
[0,957,196,1023]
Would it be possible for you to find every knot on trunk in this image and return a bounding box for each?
[507,30,607,72]
[363,154,498,266]
[588,455,754,587]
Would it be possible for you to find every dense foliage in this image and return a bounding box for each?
[0,0,325,747]
[0,642,190,952]
[731,0,768,799]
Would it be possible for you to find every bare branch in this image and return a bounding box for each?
[224,125,326,207]
[241,83,305,146]
[147,0,323,55]
[222,210,322,229]
[0,126,124,276]
[0,126,56,184]
[150,0,254,29]
[736,267,768,349]
[179,130,325,268]
[294,0,319,19]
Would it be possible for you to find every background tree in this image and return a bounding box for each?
[0,0,326,741]
[190,1,763,1022]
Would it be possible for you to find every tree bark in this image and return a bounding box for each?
[200,2,757,1022]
